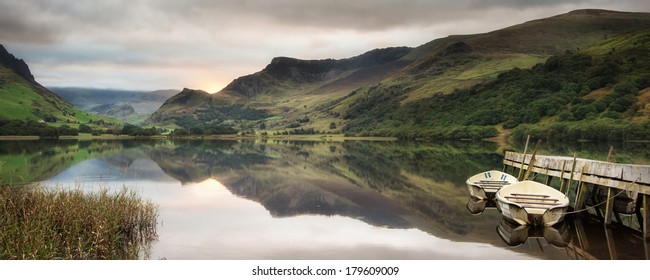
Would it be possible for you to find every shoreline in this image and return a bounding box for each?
[0,134,399,141]
[3,134,649,143]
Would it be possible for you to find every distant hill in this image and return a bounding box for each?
[147,9,650,140]
[145,88,266,127]
[0,45,114,126]
[50,87,178,124]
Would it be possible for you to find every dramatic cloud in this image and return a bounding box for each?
[1,0,649,91]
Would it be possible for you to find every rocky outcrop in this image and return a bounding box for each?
[0,44,36,83]
[224,47,412,97]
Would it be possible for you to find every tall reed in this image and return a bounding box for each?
[0,186,158,259]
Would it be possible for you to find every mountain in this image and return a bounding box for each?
[0,44,113,126]
[148,9,650,140]
[145,47,412,127]
[50,87,178,124]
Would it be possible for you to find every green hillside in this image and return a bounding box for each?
[342,30,650,140]
[0,45,120,132]
[146,10,650,140]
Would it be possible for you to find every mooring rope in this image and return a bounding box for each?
[561,180,637,215]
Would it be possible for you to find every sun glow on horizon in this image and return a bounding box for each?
[199,82,226,94]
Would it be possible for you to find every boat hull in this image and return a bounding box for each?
[466,170,518,200]
[495,180,570,227]
[497,199,568,226]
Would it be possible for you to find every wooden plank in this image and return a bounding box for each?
[568,154,578,198]
[520,204,556,209]
[522,140,542,181]
[505,196,559,202]
[544,165,552,186]
[517,135,531,180]
[604,188,615,226]
[507,200,560,206]
[511,193,550,198]
[559,160,567,193]
[644,194,650,241]
[605,228,618,260]
[575,166,589,211]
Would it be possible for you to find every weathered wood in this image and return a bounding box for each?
[575,183,589,211]
[574,165,589,210]
[559,160,567,193]
[605,228,618,260]
[643,194,650,242]
[567,154,577,196]
[511,193,549,198]
[505,196,559,202]
[518,135,531,180]
[504,151,650,229]
[522,140,542,181]
[504,152,650,186]
[604,187,615,226]
[503,152,650,195]
[544,163,552,185]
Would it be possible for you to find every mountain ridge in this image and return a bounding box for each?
[124,9,650,139]
[0,44,36,84]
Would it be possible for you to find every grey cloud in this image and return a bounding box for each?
[0,1,64,44]
[152,0,650,31]
[2,0,650,90]
[3,0,650,45]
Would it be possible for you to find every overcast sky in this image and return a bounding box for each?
[1,0,649,92]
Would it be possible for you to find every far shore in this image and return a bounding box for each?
[0,134,399,142]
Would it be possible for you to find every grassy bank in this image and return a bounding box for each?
[0,186,158,260]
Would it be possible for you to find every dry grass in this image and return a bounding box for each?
[0,186,158,260]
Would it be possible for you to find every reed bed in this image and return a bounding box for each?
[0,186,158,260]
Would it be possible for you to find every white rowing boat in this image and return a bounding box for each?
[466,170,518,200]
[495,180,570,226]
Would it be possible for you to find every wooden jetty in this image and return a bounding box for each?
[502,151,650,242]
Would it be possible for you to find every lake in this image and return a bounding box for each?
[1,139,649,259]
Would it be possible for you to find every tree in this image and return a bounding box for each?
[329,122,336,129]
[79,124,93,133]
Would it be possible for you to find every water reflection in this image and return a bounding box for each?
[496,218,570,248]
[1,139,648,259]
[466,197,498,215]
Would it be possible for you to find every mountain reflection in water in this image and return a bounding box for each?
[1,139,648,259]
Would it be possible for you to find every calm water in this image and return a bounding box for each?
[1,139,649,260]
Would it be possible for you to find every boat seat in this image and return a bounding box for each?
[479,186,501,189]
[504,196,559,202]
[510,193,550,198]
[511,201,560,206]
[477,180,511,184]
[519,204,556,209]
